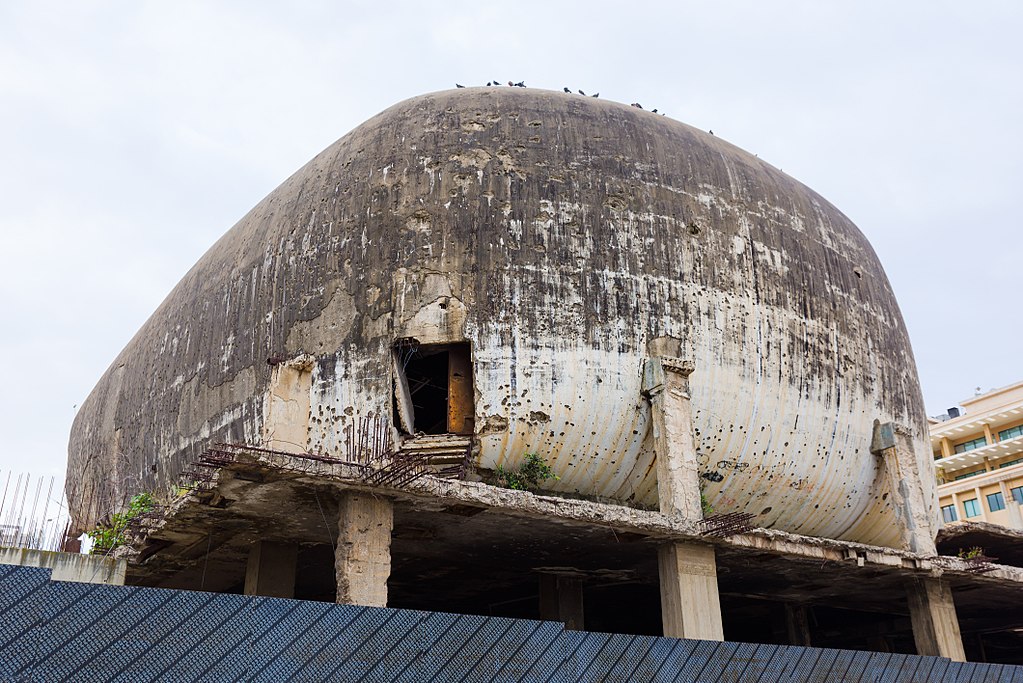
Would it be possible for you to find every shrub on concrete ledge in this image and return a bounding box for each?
[88,491,155,554]
[494,453,559,492]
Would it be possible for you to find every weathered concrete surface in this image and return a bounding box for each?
[658,542,724,640]
[0,547,125,585]
[121,450,1023,587]
[335,492,393,607]
[936,521,1023,568]
[871,421,938,554]
[115,454,1023,653]
[643,357,702,520]
[906,576,966,661]
[263,355,314,454]
[68,88,934,548]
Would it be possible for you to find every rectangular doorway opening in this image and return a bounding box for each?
[393,340,474,436]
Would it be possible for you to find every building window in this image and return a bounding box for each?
[998,424,1023,441]
[987,492,1006,512]
[941,504,958,523]
[954,436,988,454]
[999,458,1023,469]
[1011,486,1023,505]
[954,470,982,481]
[963,498,981,517]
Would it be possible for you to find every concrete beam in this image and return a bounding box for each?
[643,357,702,520]
[244,541,297,598]
[0,548,125,585]
[336,492,393,607]
[658,541,724,640]
[906,577,965,662]
[538,574,585,630]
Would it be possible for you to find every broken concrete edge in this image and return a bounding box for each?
[0,547,126,585]
[118,450,1023,586]
[937,519,1023,544]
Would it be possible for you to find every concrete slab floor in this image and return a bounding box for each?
[116,451,1023,664]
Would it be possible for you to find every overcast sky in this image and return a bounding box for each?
[1,1,1020,479]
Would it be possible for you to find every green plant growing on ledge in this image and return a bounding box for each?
[957,546,985,561]
[698,478,714,517]
[494,453,559,492]
[700,490,714,517]
[88,491,156,554]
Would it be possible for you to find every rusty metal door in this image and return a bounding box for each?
[447,345,474,435]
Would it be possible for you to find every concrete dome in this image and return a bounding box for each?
[68,88,934,547]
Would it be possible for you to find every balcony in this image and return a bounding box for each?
[937,458,1023,498]
[930,403,1023,443]
[934,433,1023,475]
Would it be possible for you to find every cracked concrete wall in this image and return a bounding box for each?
[68,88,933,547]
[263,356,313,453]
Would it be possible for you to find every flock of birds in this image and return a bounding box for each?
[454,81,667,116]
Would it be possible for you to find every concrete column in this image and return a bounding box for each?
[244,541,298,598]
[785,603,812,646]
[642,357,702,520]
[870,421,938,555]
[538,574,585,630]
[658,542,724,641]
[906,577,966,662]
[999,481,1023,529]
[335,491,393,607]
[974,486,988,522]
[940,437,953,458]
[983,423,994,445]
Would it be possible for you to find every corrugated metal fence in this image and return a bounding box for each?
[1,564,1020,682]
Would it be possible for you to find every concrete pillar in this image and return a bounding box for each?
[658,541,724,641]
[335,492,393,607]
[997,480,1023,529]
[1001,481,1023,529]
[870,421,938,555]
[785,603,812,646]
[906,577,966,662]
[983,423,994,445]
[940,437,952,459]
[538,574,585,630]
[244,541,298,598]
[974,486,988,522]
[642,357,702,520]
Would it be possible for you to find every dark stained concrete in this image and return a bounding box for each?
[68,88,933,548]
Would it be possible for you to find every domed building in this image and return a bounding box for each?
[66,89,997,659]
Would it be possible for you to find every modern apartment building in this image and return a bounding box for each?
[931,380,1023,530]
